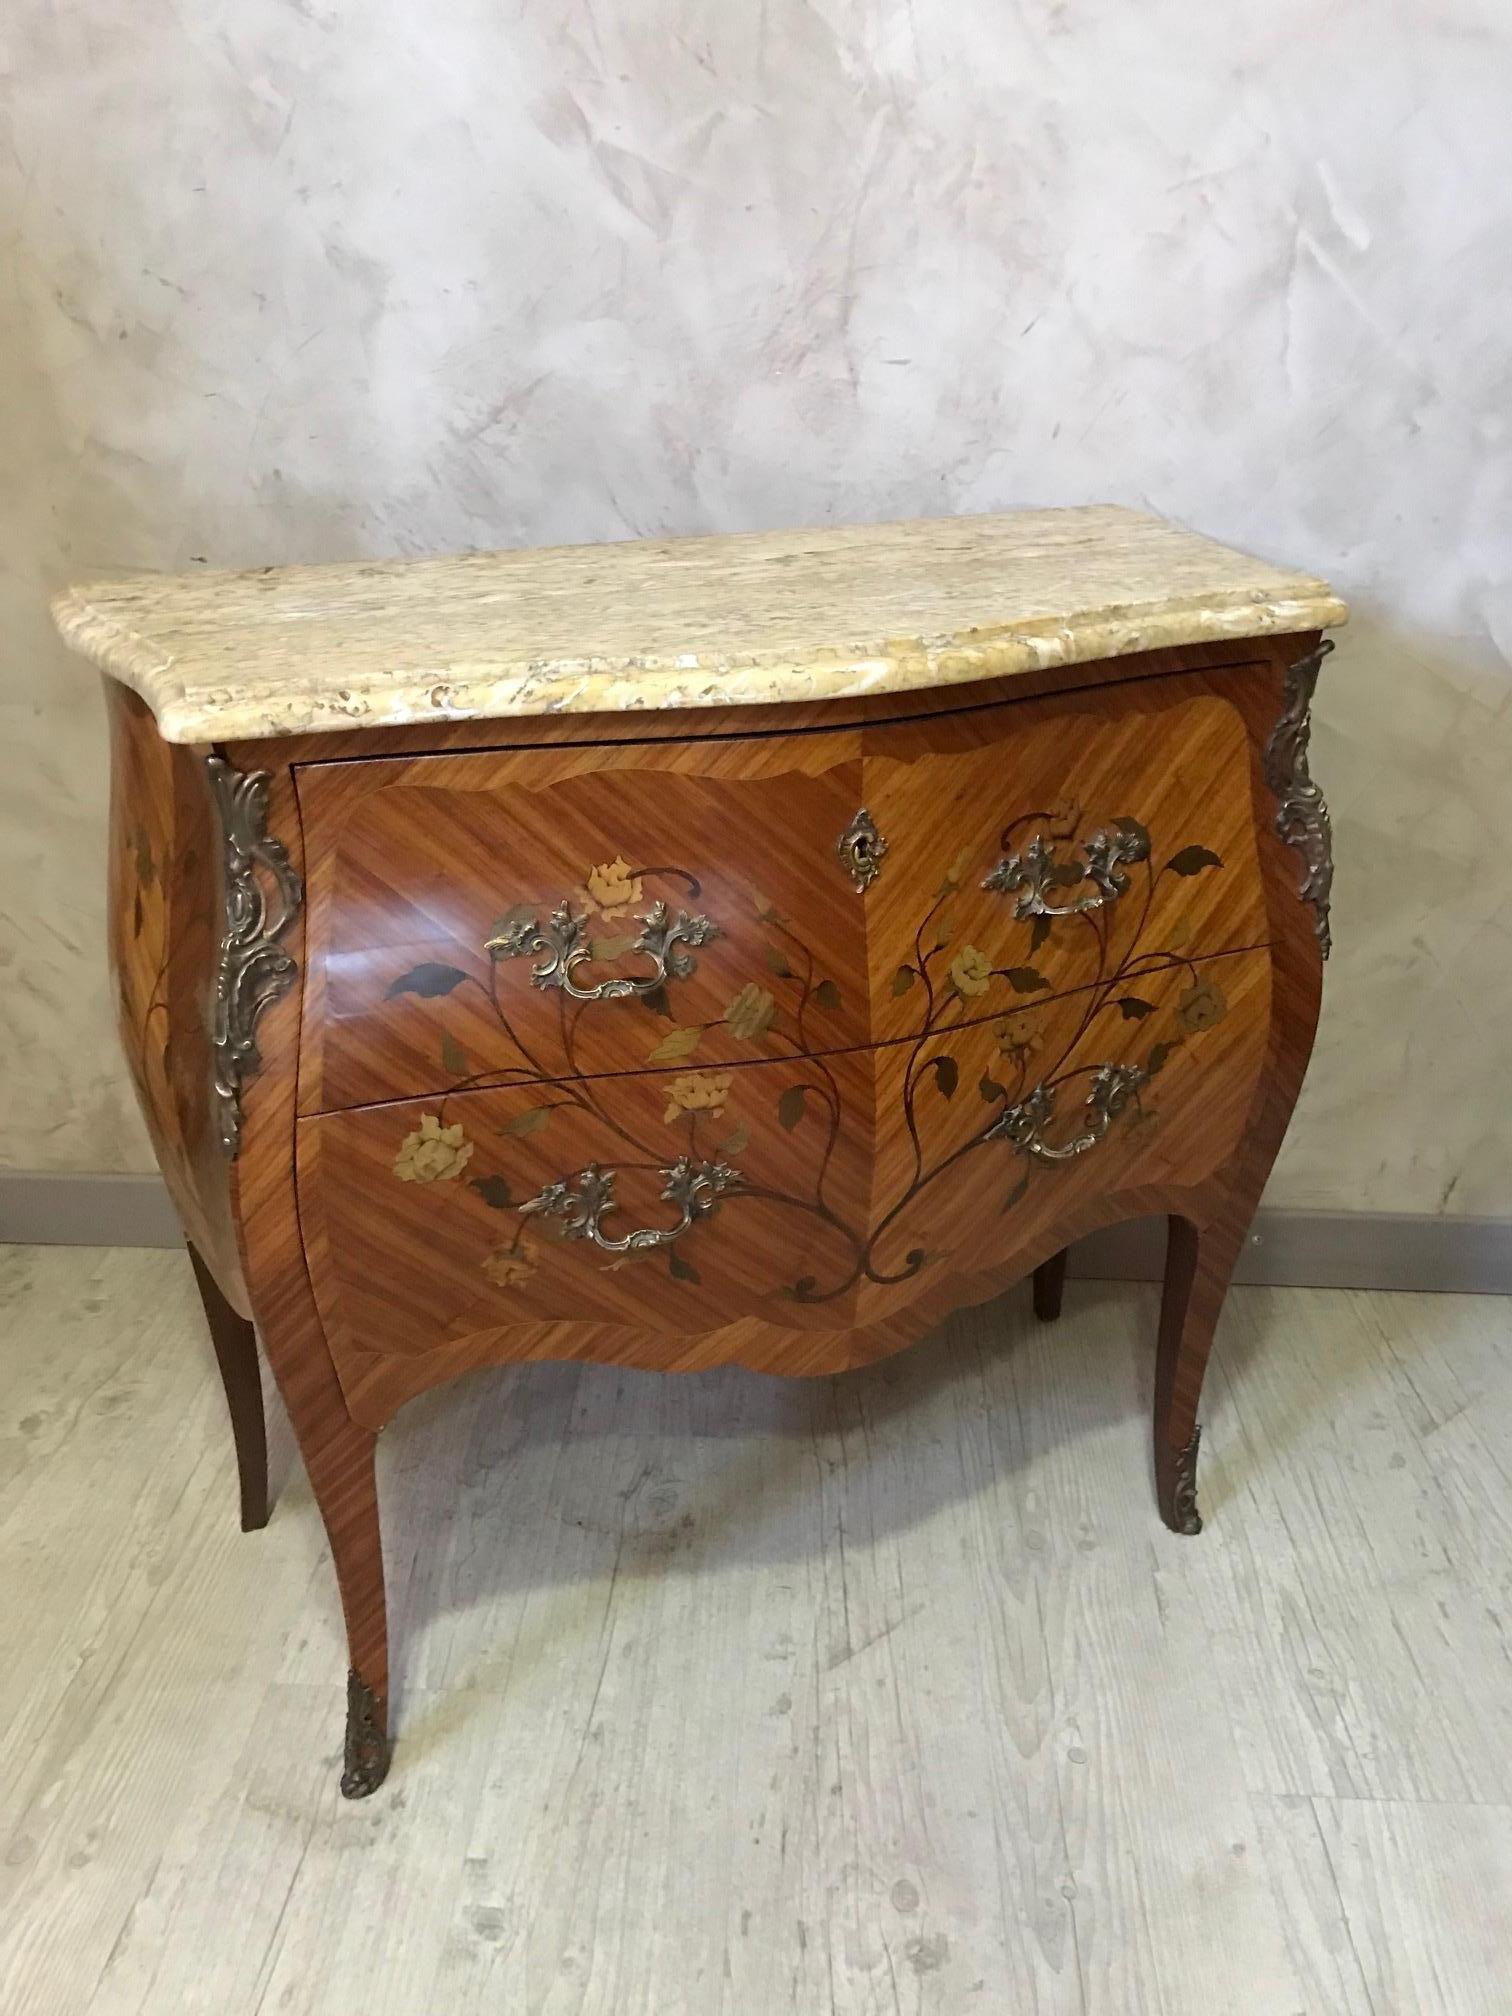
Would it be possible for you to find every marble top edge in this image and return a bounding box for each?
[51,506,1347,744]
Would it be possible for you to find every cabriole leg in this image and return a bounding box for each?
[186,1242,269,1533]
[1032,1247,1069,1323]
[295,1411,391,1797]
[1153,1212,1251,1534]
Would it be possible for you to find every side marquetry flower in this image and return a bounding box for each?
[663,1070,733,1125]
[724,982,776,1040]
[482,1231,539,1288]
[578,856,643,922]
[1178,978,1228,1032]
[948,945,993,999]
[393,1114,475,1183]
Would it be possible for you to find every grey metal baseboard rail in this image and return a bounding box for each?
[0,1170,1508,1296]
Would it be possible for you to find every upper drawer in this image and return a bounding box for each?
[295,668,1271,1116]
[857,677,1271,1050]
[296,734,873,1115]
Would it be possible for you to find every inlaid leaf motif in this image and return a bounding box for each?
[724,982,776,1039]
[1167,845,1223,876]
[470,1174,515,1208]
[1000,1167,1032,1212]
[777,1084,808,1131]
[721,1121,751,1157]
[1114,997,1155,1020]
[752,892,780,921]
[777,1275,818,1301]
[642,983,672,1020]
[647,1025,702,1066]
[765,944,793,978]
[1004,967,1051,994]
[813,979,842,1011]
[1030,915,1052,954]
[1146,1039,1182,1077]
[933,913,954,949]
[930,1055,959,1100]
[441,1030,468,1077]
[132,890,144,939]
[891,964,918,997]
[668,1250,701,1285]
[501,1106,552,1137]
[937,846,973,898]
[387,963,469,999]
[979,1072,1007,1103]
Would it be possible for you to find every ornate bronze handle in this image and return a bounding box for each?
[486,898,719,1001]
[519,1156,739,1253]
[985,1063,1145,1161]
[837,809,887,892]
[983,819,1149,919]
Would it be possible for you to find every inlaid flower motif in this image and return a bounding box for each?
[1177,978,1227,1032]
[393,1114,475,1183]
[663,1070,733,1125]
[995,1011,1042,1056]
[578,856,643,921]
[724,982,776,1040]
[949,945,993,999]
[482,1230,539,1288]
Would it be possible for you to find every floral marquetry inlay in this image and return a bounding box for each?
[387,822,1237,1301]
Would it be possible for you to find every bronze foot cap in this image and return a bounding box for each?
[341,1670,391,1798]
[1157,1425,1203,1537]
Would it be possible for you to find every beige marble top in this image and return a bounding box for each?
[53,506,1345,744]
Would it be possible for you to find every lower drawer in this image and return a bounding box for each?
[300,947,1272,1418]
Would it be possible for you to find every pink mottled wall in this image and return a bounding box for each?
[2,2,1508,1210]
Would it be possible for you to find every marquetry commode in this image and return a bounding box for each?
[54,506,1345,1797]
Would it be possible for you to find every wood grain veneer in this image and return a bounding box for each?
[292,666,1270,1116]
[70,508,1340,1802]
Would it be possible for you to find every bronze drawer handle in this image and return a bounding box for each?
[519,1156,739,1253]
[983,819,1150,918]
[985,1063,1145,1161]
[486,898,719,1001]
[837,808,887,891]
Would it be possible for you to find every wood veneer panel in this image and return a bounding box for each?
[858,675,1268,1047]
[856,947,1270,1328]
[294,731,869,1113]
[299,944,1269,1426]
[104,684,244,1306]
[293,662,1271,1120]
[224,760,392,1790]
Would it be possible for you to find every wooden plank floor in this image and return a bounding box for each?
[2,1245,1508,2014]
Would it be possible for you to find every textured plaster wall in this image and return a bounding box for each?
[2,2,1509,1212]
